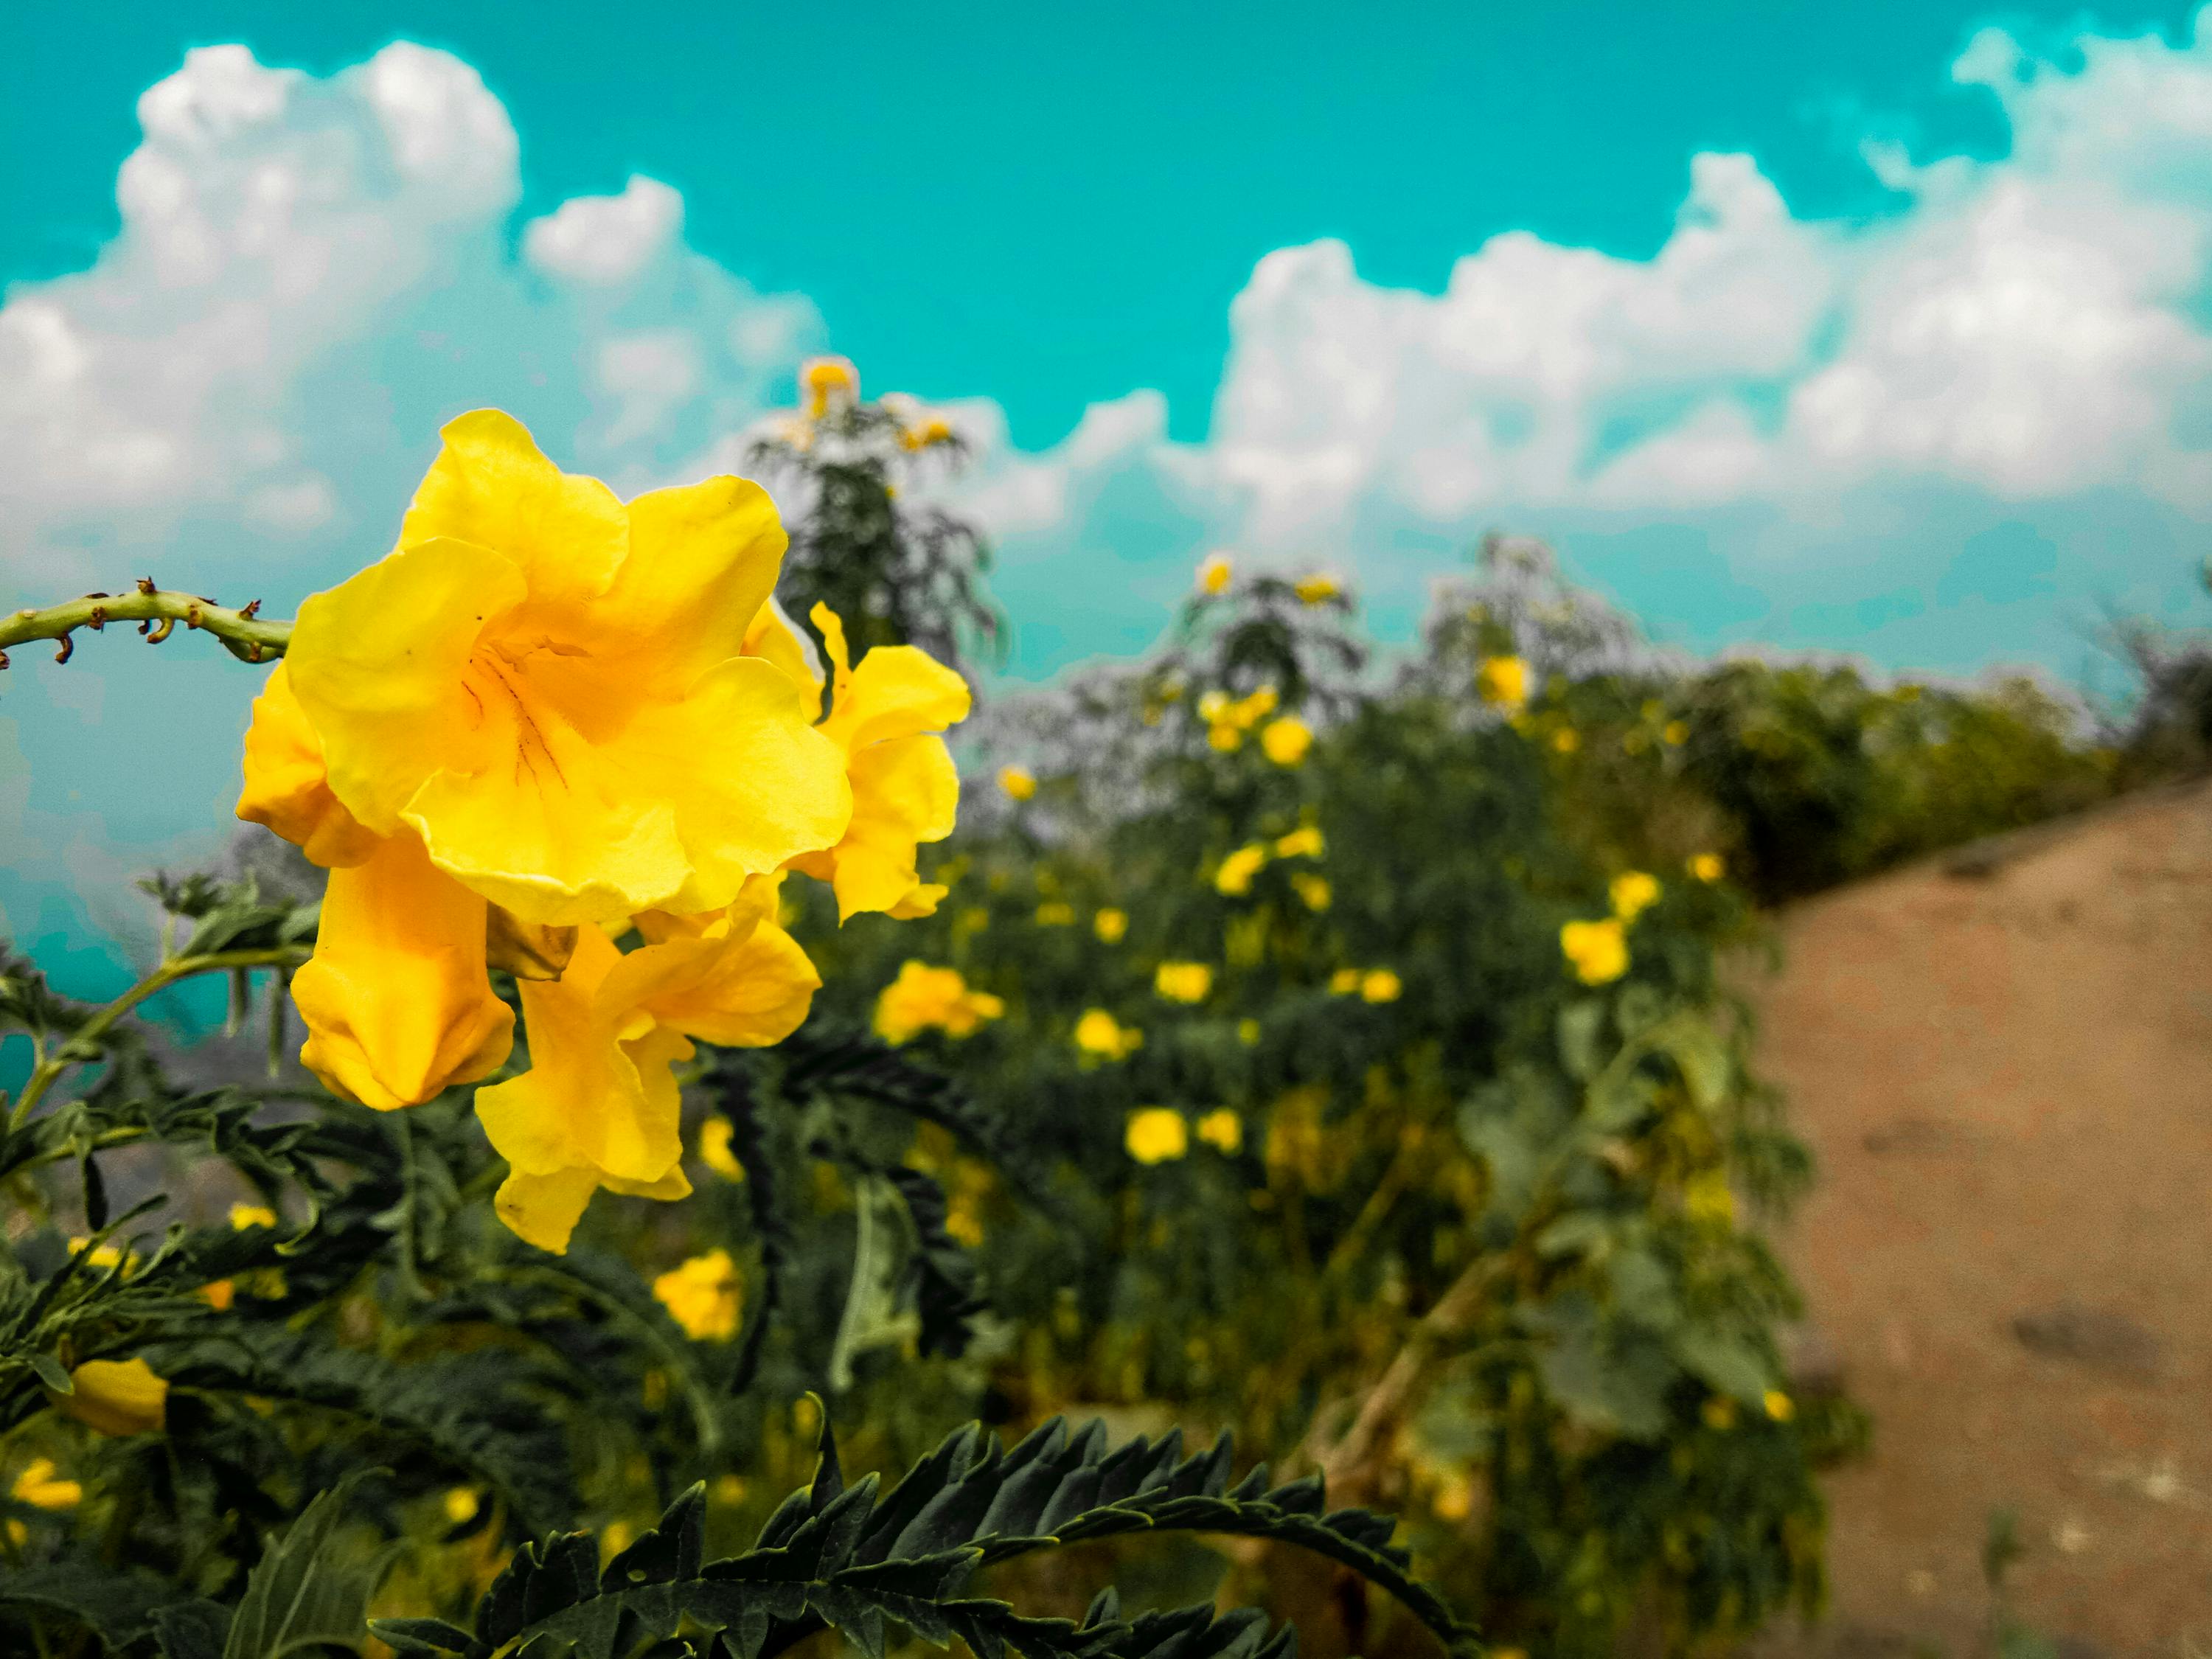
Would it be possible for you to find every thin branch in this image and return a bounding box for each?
[1,582,292,674]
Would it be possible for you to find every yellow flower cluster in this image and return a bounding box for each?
[1198,685,1279,753]
[1074,1009,1144,1060]
[1559,868,1663,987]
[1124,1107,1242,1164]
[1153,961,1214,1004]
[1329,968,1402,1003]
[234,412,970,1253]
[874,961,1005,1043]
[1478,655,1531,713]
[653,1248,743,1340]
[1214,844,1270,896]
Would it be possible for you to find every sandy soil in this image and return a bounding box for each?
[1746,780,2212,1658]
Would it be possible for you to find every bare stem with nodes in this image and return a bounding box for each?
[0,580,293,675]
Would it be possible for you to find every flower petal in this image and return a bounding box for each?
[605,917,821,1049]
[825,736,959,919]
[591,476,787,698]
[236,663,380,869]
[824,644,972,754]
[493,1167,600,1254]
[288,537,528,835]
[291,830,514,1110]
[743,596,824,706]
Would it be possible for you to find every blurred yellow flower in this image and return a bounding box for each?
[997,765,1037,801]
[1763,1389,1795,1422]
[1701,1397,1737,1432]
[229,1203,277,1231]
[1074,1009,1144,1060]
[1329,967,1362,995]
[1293,573,1340,604]
[874,961,1005,1043]
[1274,826,1325,860]
[1663,719,1688,746]
[1478,655,1531,712]
[1197,552,1234,594]
[1684,1169,1736,1225]
[1609,871,1662,922]
[1688,852,1725,883]
[1260,717,1313,766]
[443,1487,481,1524]
[653,1248,743,1340]
[1359,969,1402,1004]
[1214,844,1269,896]
[66,1238,128,1275]
[1154,961,1214,1003]
[1550,727,1580,754]
[1125,1108,1189,1164]
[1035,902,1077,926]
[1194,1109,1243,1153]
[54,1358,167,1437]
[1290,872,1332,912]
[12,1458,80,1510]
[900,414,956,451]
[1093,907,1128,944]
[699,1117,745,1181]
[1560,918,1630,986]
[1207,721,1245,753]
[799,353,859,417]
[1431,1472,1475,1523]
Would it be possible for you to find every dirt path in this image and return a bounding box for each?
[1748,780,2212,1658]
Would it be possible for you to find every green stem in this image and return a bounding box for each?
[0,585,292,673]
[10,946,311,1129]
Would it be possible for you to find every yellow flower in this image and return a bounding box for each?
[1273,826,1325,860]
[799,354,859,418]
[53,1358,167,1437]
[1477,655,1531,712]
[1609,871,1662,922]
[1293,573,1340,604]
[699,1117,745,1181]
[1290,872,1332,911]
[1560,918,1629,986]
[1214,844,1269,896]
[779,605,970,922]
[1763,1389,1795,1422]
[873,961,1004,1044]
[1034,902,1076,926]
[1688,852,1725,883]
[1701,1397,1737,1432]
[1074,1009,1143,1060]
[900,414,956,451]
[1328,967,1362,995]
[1359,969,1402,1004]
[235,663,383,869]
[1663,719,1688,746]
[1207,722,1245,753]
[476,879,819,1253]
[443,1487,481,1525]
[1260,717,1313,767]
[229,1203,278,1231]
[12,1458,80,1510]
[66,1238,128,1275]
[1550,727,1580,754]
[1431,1472,1475,1523]
[1125,1108,1189,1164]
[1197,552,1234,594]
[1684,1169,1736,1226]
[997,765,1037,801]
[1194,1109,1242,1153]
[1154,961,1214,1004]
[653,1248,744,1340]
[200,1280,235,1311]
[1093,907,1128,944]
[1237,1018,1262,1046]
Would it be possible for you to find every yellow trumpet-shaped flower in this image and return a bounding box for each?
[874,961,1005,1043]
[699,1117,745,1181]
[229,1204,278,1231]
[800,355,860,418]
[1560,918,1630,986]
[279,409,851,929]
[1359,969,1402,1004]
[1214,844,1269,896]
[11,1458,80,1510]
[1074,1009,1144,1061]
[1291,872,1332,911]
[1274,826,1325,860]
[1293,573,1340,604]
[1609,871,1662,922]
[1154,961,1214,1004]
[1194,1109,1243,1153]
[1260,717,1313,767]
[1197,552,1234,594]
[1093,907,1128,944]
[52,1358,167,1437]
[653,1248,745,1340]
[1688,852,1725,883]
[997,765,1037,801]
[780,605,970,922]
[476,878,819,1253]
[1478,655,1531,713]
[1125,1108,1188,1164]
[236,663,382,869]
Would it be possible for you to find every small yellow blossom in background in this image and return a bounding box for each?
[1329,967,1363,995]
[1609,871,1662,922]
[229,1203,277,1231]
[1034,902,1076,926]
[1125,1109,1189,1164]
[1155,961,1214,1003]
[1763,1390,1795,1422]
[1260,717,1313,767]
[1560,918,1630,986]
[874,961,1006,1043]
[1684,1169,1737,1225]
[1551,727,1580,754]
[1074,1009,1144,1061]
[444,1487,481,1525]
[1214,844,1270,896]
[1290,872,1332,912]
[12,1458,80,1510]
[1237,1018,1262,1046]
[900,414,957,451]
[1093,908,1128,944]
[54,1358,167,1437]
[712,1474,747,1506]
[201,1280,235,1311]
[1689,852,1726,883]
[1360,969,1402,1004]
[1478,655,1531,713]
[1197,552,1234,594]
[1207,722,1245,753]
[1293,572,1340,604]
[1431,1472,1475,1523]
[1274,826,1325,860]
[799,353,860,418]
[653,1248,744,1341]
[699,1118,745,1181]
[1663,719,1688,746]
[1194,1109,1243,1153]
[66,1239,128,1274]
[997,765,1037,801]
[1701,1397,1738,1432]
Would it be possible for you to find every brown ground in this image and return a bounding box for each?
[1747,779,2212,1658]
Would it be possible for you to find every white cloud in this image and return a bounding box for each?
[523,175,684,286]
